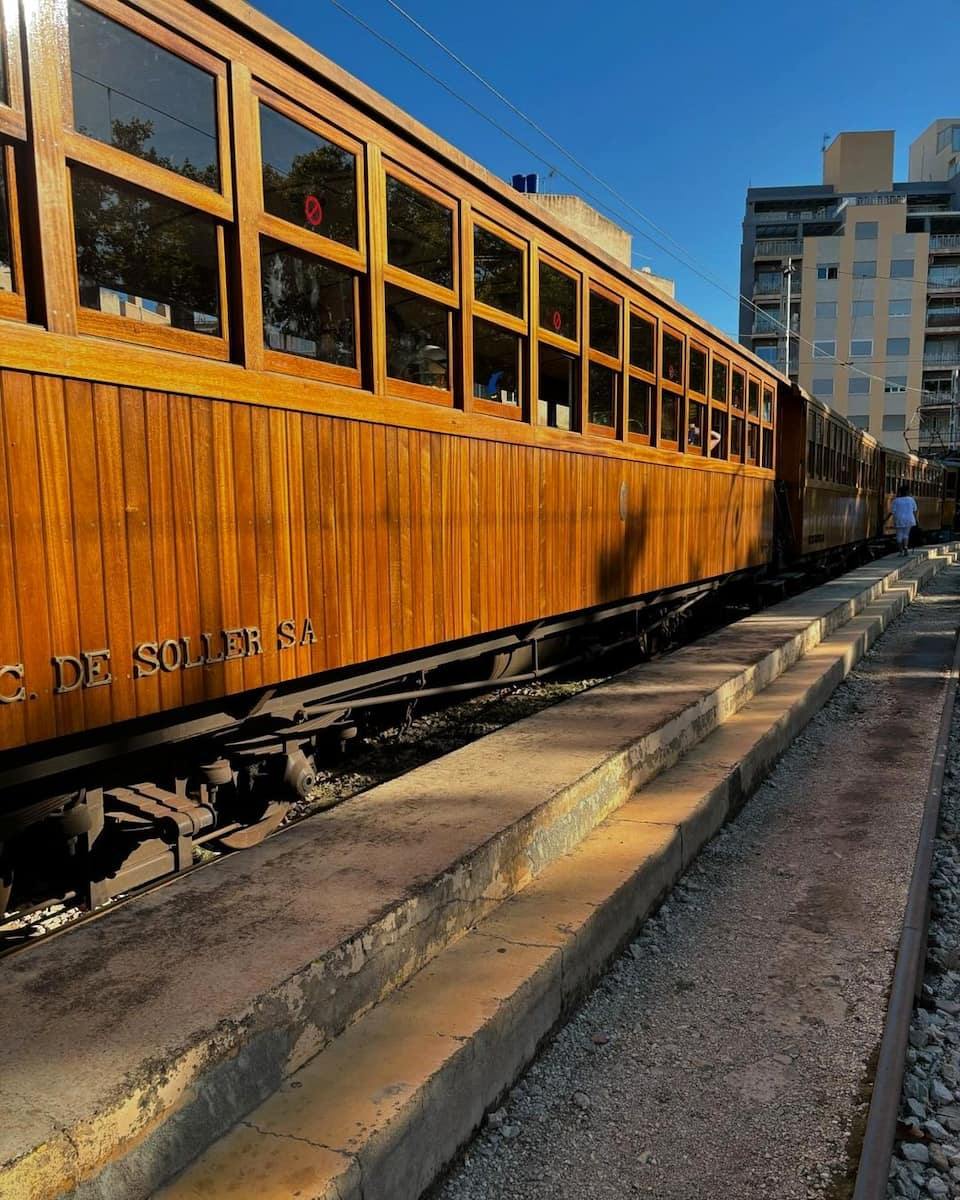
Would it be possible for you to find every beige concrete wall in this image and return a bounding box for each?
[522,194,633,267]
[796,203,926,452]
[822,132,894,193]
[909,119,960,182]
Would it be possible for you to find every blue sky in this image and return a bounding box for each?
[256,0,951,337]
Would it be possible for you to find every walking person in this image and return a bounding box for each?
[889,483,919,557]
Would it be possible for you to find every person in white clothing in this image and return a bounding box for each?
[889,484,919,557]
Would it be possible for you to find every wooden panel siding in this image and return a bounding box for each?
[0,372,774,751]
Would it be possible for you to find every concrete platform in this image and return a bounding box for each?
[0,549,954,1200]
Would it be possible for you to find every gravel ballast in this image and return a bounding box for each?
[432,562,960,1200]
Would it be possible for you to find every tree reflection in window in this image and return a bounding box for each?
[588,363,616,427]
[386,176,452,288]
[72,168,220,335]
[474,226,522,317]
[68,0,219,188]
[261,239,355,366]
[660,390,680,442]
[662,333,683,386]
[385,284,449,389]
[539,262,577,338]
[689,346,706,395]
[0,155,12,292]
[628,378,652,437]
[260,105,357,248]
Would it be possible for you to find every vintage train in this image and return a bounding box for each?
[0,0,948,915]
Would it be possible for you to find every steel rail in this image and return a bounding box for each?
[853,623,960,1198]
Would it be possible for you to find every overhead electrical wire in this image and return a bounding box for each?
[329,0,956,410]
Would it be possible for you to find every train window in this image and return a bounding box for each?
[260,239,357,368]
[807,431,816,476]
[589,291,619,357]
[747,422,759,464]
[72,169,221,337]
[474,224,523,318]
[762,428,773,469]
[0,149,12,291]
[473,318,520,408]
[587,363,618,433]
[731,415,745,459]
[710,408,727,459]
[662,330,683,387]
[762,387,773,423]
[628,377,653,441]
[689,345,707,396]
[687,399,706,453]
[731,369,745,411]
[386,175,453,288]
[259,104,358,249]
[384,284,450,392]
[711,357,728,405]
[0,11,6,106]
[538,345,578,430]
[539,260,578,342]
[748,379,760,418]
[629,312,655,373]
[67,1,220,189]
[660,389,681,445]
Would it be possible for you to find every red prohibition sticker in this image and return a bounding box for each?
[552,310,563,331]
[304,194,324,227]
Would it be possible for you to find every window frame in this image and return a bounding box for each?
[585,281,622,439]
[534,250,581,432]
[253,83,366,387]
[657,323,685,452]
[61,0,234,359]
[468,210,528,422]
[625,303,656,446]
[0,1,27,320]
[381,159,459,407]
[0,139,25,321]
[707,352,729,461]
[0,0,26,140]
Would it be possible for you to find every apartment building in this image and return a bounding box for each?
[740,123,960,453]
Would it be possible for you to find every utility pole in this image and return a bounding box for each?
[782,258,796,378]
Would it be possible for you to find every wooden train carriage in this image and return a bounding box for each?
[0,0,778,768]
[777,390,884,558]
[882,450,944,535]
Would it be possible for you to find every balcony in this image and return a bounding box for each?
[929,272,960,292]
[754,239,802,259]
[930,234,960,252]
[923,349,960,367]
[926,307,960,329]
[842,192,906,207]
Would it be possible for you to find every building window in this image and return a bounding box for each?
[852,261,876,278]
[889,298,911,317]
[756,345,777,364]
[886,337,909,356]
[816,301,837,319]
[817,264,838,280]
[854,221,878,240]
[849,414,869,430]
[68,0,220,188]
[260,104,358,247]
[936,125,960,153]
[386,175,453,288]
[848,377,870,395]
[812,378,833,397]
[890,259,914,279]
[850,339,873,357]
[814,340,836,359]
[885,376,907,393]
[882,413,906,432]
[851,300,874,318]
